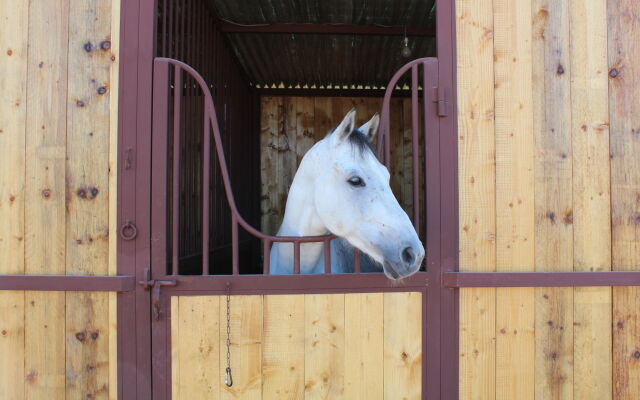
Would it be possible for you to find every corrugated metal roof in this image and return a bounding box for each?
[209,0,437,87]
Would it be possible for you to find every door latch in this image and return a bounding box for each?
[138,268,177,320]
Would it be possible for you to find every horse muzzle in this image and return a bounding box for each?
[382,243,425,280]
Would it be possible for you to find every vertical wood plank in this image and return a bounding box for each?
[389,99,405,205]
[277,97,296,225]
[456,0,496,397]
[24,0,70,397]
[65,0,112,397]
[569,0,612,398]
[495,288,534,400]
[262,295,305,400]
[400,98,414,218]
[383,292,422,400]
[220,295,263,400]
[0,0,28,398]
[0,0,28,274]
[304,294,345,400]
[65,292,110,399]
[332,97,355,126]
[313,97,333,142]
[0,292,25,400]
[344,293,383,400]
[25,292,66,399]
[493,0,535,398]
[24,0,69,275]
[108,0,120,397]
[295,97,315,167]
[171,297,180,400]
[260,97,283,235]
[459,288,496,400]
[172,296,220,400]
[608,0,640,398]
[532,0,574,397]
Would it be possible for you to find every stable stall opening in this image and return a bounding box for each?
[153,0,437,275]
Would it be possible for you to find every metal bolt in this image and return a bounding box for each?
[609,68,619,78]
[83,42,93,52]
[100,41,111,50]
[97,87,107,95]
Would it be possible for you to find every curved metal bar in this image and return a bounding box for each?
[378,57,436,167]
[155,58,335,253]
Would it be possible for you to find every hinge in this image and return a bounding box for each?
[432,87,448,117]
[138,267,177,320]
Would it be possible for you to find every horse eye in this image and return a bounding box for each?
[348,176,365,187]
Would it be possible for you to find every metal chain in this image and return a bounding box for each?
[225,283,233,387]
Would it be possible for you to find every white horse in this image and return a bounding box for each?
[269,109,424,279]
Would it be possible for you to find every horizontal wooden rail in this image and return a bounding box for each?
[443,271,640,288]
[0,275,137,292]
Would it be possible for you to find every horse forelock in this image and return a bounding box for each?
[328,125,373,156]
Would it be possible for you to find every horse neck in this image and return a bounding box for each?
[278,144,327,237]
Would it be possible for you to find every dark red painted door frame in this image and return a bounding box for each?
[117,0,157,398]
[117,0,461,399]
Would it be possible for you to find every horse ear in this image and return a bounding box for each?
[331,108,356,146]
[358,113,380,143]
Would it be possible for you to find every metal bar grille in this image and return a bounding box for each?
[154,57,437,276]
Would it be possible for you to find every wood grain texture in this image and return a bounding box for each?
[456,0,496,397]
[25,291,66,399]
[304,294,345,400]
[534,287,573,400]
[24,0,70,397]
[608,0,640,397]
[313,97,333,142]
[391,99,406,204]
[493,0,535,397]
[262,295,305,400]
[459,288,495,400]
[220,295,263,400]
[65,292,110,399]
[569,0,612,398]
[172,296,220,400]
[401,97,414,220]
[65,1,113,397]
[532,1,574,398]
[168,293,423,399]
[0,292,25,399]
[0,0,28,398]
[260,97,283,235]
[344,293,383,400]
[295,97,315,167]
[108,0,120,397]
[278,97,296,228]
[383,292,422,400]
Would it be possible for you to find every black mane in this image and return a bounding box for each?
[329,126,374,156]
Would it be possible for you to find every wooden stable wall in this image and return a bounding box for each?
[170,292,422,400]
[457,0,640,399]
[260,96,423,236]
[0,0,119,398]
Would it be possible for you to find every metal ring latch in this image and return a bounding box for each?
[119,220,138,241]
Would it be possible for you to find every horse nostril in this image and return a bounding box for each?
[402,247,415,266]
